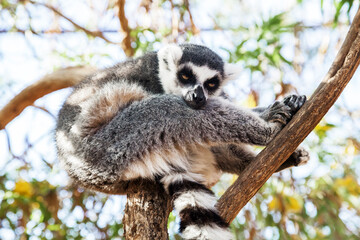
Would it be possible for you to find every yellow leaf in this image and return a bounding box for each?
[244,93,257,108]
[285,196,302,213]
[31,202,40,209]
[314,121,334,132]
[335,176,360,195]
[335,176,352,187]
[14,179,33,197]
[330,161,339,169]
[268,196,280,211]
[344,139,359,156]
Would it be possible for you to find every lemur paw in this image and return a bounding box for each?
[260,101,291,125]
[283,94,307,115]
[261,94,306,125]
[291,147,310,166]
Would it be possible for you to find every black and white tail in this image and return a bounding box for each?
[161,173,233,240]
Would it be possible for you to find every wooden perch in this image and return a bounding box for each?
[123,180,171,239]
[0,66,96,130]
[1,7,360,239]
[117,0,135,57]
[217,7,360,224]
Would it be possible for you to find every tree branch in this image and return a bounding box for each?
[117,0,134,57]
[29,1,117,44]
[0,66,96,130]
[217,7,360,224]
[123,180,171,240]
[184,0,200,35]
[2,6,360,236]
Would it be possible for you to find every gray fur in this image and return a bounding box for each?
[57,94,290,192]
[56,44,308,239]
[56,43,308,193]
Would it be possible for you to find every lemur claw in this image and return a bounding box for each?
[291,147,310,166]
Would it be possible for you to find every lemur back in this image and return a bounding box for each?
[56,44,308,239]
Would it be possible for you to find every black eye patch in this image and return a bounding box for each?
[204,77,220,92]
[177,67,196,85]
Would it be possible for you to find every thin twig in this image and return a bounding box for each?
[31,105,56,119]
[117,0,134,56]
[29,1,117,44]
[184,0,199,35]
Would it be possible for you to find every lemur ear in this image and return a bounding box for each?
[224,63,242,82]
[158,44,183,71]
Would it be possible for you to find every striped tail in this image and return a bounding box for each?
[161,173,233,240]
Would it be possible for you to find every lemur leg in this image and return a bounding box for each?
[57,93,300,194]
[213,95,309,175]
[161,173,233,240]
[212,144,256,175]
[254,95,309,169]
[275,147,309,172]
[212,144,309,175]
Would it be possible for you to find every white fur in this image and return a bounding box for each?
[174,190,217,213]
[56,131,87,173]
[67,86,96,106]
[161,172,205,192]
[70,124,82,136]
[56,131,75,153]
[122,151,191,181]
[188,145,222,187]
[76,81,147,110]
[71,81,148,137]
[91,71,108,81]
[182,224,233,240]
[180,62,220,84]
[157,44,183,95]
[224,63,242,82]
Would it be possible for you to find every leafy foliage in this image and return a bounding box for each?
[226,13,294,72]
[0,0,360,239]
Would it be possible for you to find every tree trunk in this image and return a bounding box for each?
[217,6,360,224]
[123,180,171,240]
[2,8,360,239]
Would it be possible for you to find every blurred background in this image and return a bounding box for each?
[1,0,360,239]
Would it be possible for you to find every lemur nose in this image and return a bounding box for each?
[193,86,205,103]
[192,92,204,102]
[183,85,207,109]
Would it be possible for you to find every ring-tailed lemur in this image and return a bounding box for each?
[56,44,309,240]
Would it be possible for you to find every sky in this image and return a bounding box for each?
[1,0,360,239]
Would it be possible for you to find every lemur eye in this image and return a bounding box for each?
[204,77,219,92]
[181,74,189,80]
[177,67,195,85]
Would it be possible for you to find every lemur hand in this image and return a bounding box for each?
[260,94,306,125]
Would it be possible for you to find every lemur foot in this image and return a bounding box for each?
[260,95,306,125]
[277,147,310,172]
[290,147,310,166]
[283,94,307,116]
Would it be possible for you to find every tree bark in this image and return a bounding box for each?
[123,180,171,240]
[117,0,135,57]
[2,7,360,238]
[216,7,360,224]
[0,66,96,130]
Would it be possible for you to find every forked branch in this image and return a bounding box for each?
[217,7,360,224]
[0,66,96,130]
[1,7,360,237]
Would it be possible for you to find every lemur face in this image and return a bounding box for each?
[176,63,222,109]
[158,44,241,109]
